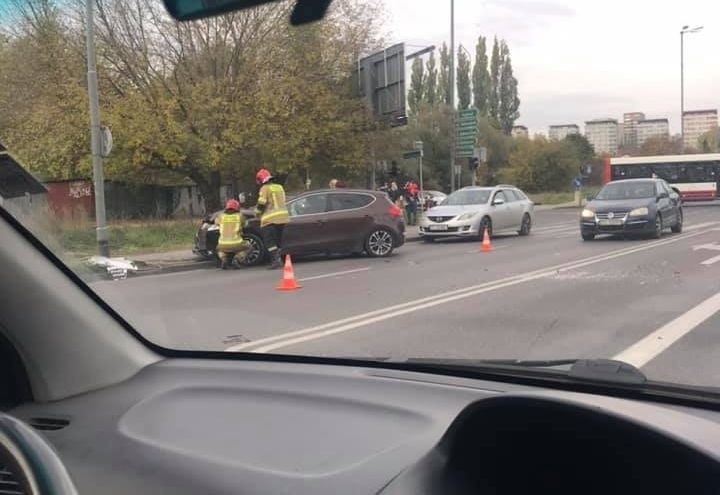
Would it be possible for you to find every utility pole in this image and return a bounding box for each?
[85,0,109,256]
[680,25,703,153]
[449,0,455,193]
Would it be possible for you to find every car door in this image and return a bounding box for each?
[325,192,376,251]
[662,180,681,224]
[283,193,329,254]
[655,181,675,226]
[490,190,512,230]
[503,189,525,229]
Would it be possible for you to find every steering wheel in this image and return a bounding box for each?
[0,413,77,495]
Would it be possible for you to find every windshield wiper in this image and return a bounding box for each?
[399,357,647,386]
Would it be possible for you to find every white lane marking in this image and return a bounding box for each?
[228,229,709,353]
[686,221,719,232]
[533,224,577,233]
[693,242,720,252]
[701,254,720,266]
[298,267,371,282]
[613,291,720,368]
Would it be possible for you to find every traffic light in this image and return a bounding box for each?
[468,157,479,171]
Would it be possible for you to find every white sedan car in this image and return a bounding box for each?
[419,185,535,241]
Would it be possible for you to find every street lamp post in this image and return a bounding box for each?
[680,25,703,152]
[85,0,109,257]
[449,0,455,193]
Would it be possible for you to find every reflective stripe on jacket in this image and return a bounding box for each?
[217,212,245,250]
[257,183,289,227]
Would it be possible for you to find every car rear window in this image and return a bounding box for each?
[328,193,373,212]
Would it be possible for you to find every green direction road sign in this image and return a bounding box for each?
[456,136,476,145]
[458,108,477,119]
[456,119,477,129]
[456,128,477,137]
[456,148,474,158]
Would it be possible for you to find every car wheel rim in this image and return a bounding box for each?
[523,215,531,232]
[656,217,662,234]
[369,231,393,256]
[244,238,262,264]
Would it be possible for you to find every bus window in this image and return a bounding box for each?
[612,165,627,179]
[652,164,679,181]
[687,165,708,182]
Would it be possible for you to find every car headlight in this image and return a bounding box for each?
[457,212,480,221]
[581,209,595,219]
[629,207,649,217]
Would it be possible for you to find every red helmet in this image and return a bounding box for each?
[225,199,240,211]
[256,168,272,185]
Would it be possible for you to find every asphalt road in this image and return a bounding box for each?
[91,205,720,389]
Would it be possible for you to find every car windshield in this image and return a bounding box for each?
[1,0,720,394]
[596,182,655,200]
[443,190,491,205]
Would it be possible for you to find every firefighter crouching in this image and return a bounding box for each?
[215,199,251,270]
[255,168,289,269]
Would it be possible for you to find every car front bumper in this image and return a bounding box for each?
[580,216,654,235]
[418,218,479,237]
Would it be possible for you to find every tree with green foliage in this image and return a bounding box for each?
[489,37,501,121]
[563,133,595,163]
[498,41,520,134]
[1,0,384,210]
[0,0,91,180]
[456,48,471,110]
[501,136,583,192]
[407,57,425,115]
[424,52,438,106]
[438,42,451,107]
[472,36,490,116]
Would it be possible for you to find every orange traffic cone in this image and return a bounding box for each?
[481,227,493,252]
[276,255,301,291]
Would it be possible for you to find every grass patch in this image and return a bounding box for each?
[54,218,199,257]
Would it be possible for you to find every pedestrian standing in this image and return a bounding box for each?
[404,181,419,226]
[388,181,402,204]
[329,179,338,189]
[255,168,289,269]
[215,199,251,270]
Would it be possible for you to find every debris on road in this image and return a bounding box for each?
[86,256,140,280]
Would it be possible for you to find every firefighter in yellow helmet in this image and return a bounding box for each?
[215,199,251,270]
[255,168,289,269]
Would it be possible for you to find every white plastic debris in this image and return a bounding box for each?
[87,256,138,280]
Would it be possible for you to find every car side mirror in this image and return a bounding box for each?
[657,192,669,201]
[585,194,595,201]
[493,197,505,206]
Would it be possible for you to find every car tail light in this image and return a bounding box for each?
[388,205,402,218]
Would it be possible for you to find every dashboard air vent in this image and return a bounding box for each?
[0,464,26,495]
[28,417,69,431]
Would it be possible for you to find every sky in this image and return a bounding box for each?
[382,0,719,135]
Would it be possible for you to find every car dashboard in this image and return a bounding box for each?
[7,359,720,494]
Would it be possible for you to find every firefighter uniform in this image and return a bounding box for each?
[216,205,251,269]
[255,169,289,269]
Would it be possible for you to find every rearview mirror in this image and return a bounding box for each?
[493,197,505,206]
[162,0,331,24]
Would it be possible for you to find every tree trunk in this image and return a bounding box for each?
[188,169,222,213]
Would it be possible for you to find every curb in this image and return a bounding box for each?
[132,258,214,277]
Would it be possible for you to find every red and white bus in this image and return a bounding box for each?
[603,153,720,201]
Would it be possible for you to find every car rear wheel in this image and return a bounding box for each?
[581,232,595,241]
[518,213,532,236]
[651,215,663,239]
[365,228,395,257]
[671,210,683,233]
[241,233,266,266]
